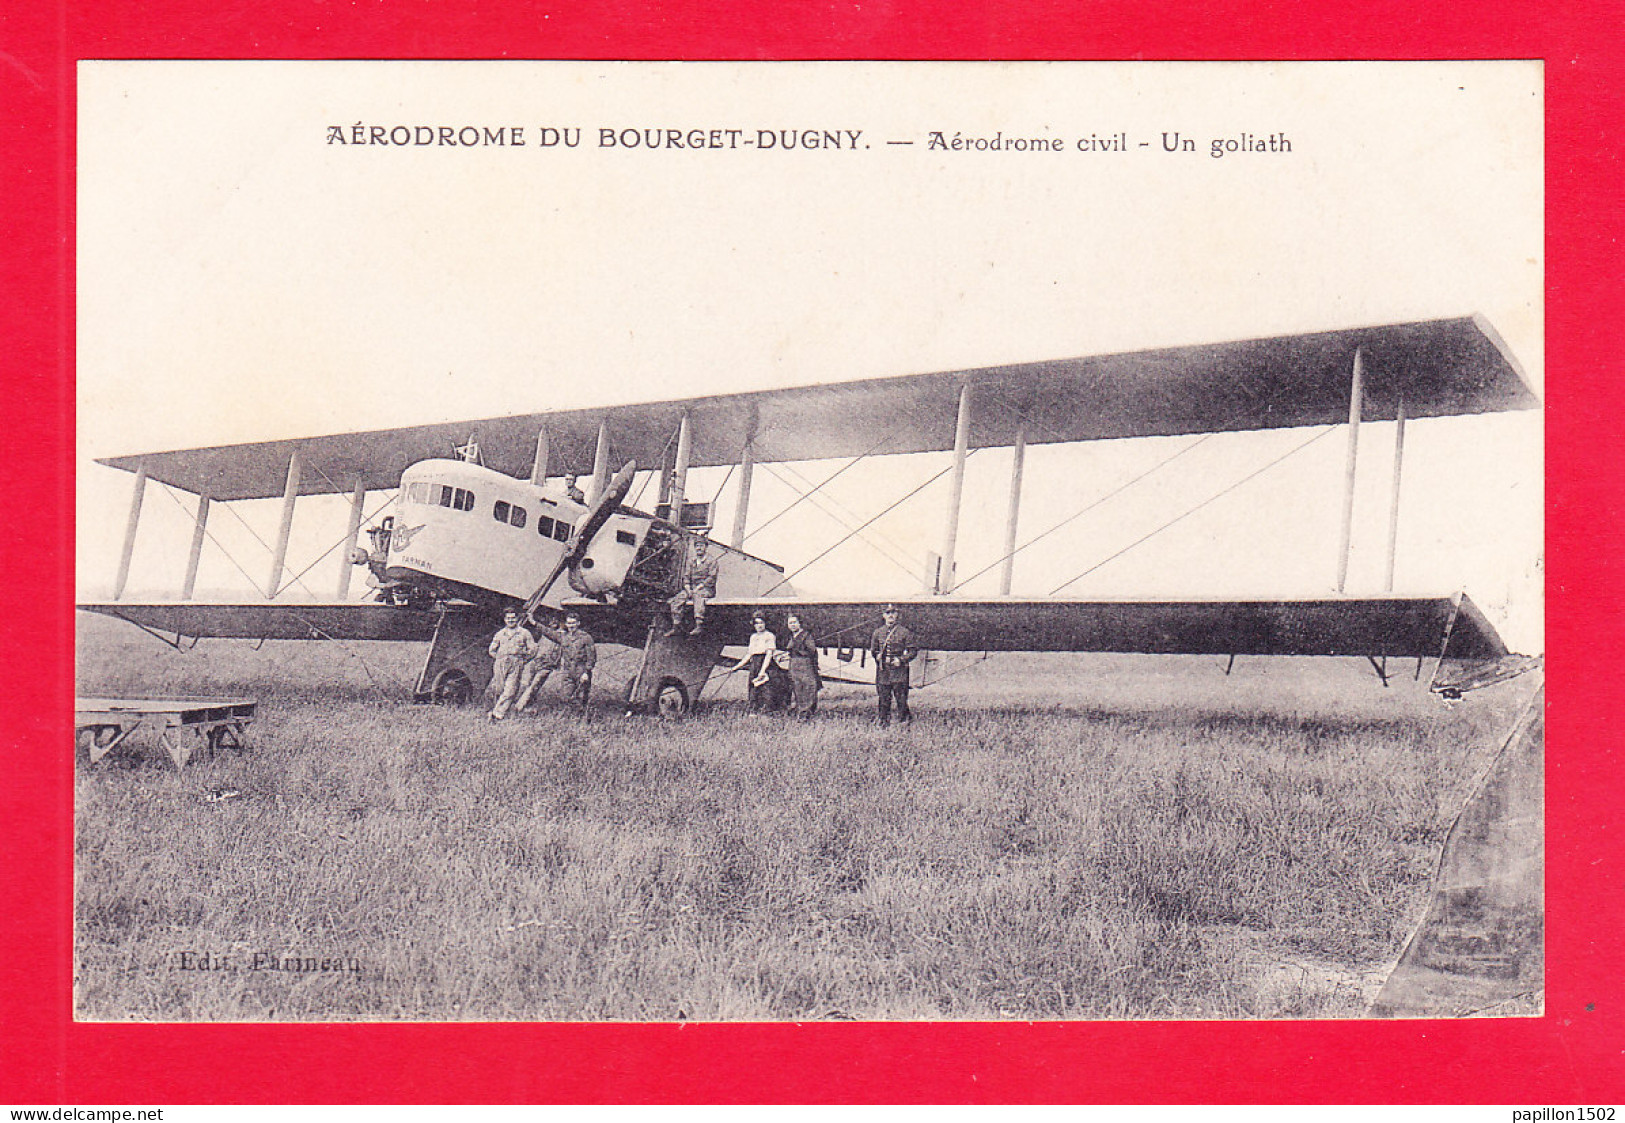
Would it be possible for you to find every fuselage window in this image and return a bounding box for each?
[553,519,573,542]
[537,514,556,539]
[494,500,511,523]
[508,505,526,528]
[438,485,474,512]
[616,530,637,546]
[406,481,433,505]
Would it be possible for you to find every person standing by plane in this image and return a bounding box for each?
[782,613,821,720]
[487,608,537,721]
[512,629,561,714]
[729,611,783,712]
[666,535,719,637]
[869,604,918,727]
[535,611,597,716]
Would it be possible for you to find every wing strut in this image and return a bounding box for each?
[1335,347,1363,592]
[586,421,611,505]
[1385,397,1408,590]
[105,607,199,653]
[113,460,148,600]
[266,448,302,598]
[669,412,693,519]
[954,433,1211,593]
[730,406,757,549]
[999,425,1027,594]
[1368,655,1391,687]
[337,475,365,599]
[181,493,210,601]
[938,383,973,593]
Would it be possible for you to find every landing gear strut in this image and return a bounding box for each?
[624,625,722,717]
[413,608,496,705]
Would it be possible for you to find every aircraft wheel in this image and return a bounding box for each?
[430,668,474,706]
[655,679,689,720]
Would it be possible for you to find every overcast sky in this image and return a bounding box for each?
[77,61,1543,649]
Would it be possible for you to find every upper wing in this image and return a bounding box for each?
[77,600,447,642]
[691,592,1512,662]
[95,316,1537,500]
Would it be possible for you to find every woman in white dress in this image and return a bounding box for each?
[729,611,784,712]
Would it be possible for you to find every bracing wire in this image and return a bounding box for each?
[156,484,280,596]
[276,493,399,597]
[759,456,920,568]
[755,460,923,581]
[708,460,737,507]
[951,433,1215,592]
[739,380,1075,590]
[153,484,416,697]
[742,426,904,542]
[759,449,982,597]
[628,426,680,509]
[1048,425,1338,595]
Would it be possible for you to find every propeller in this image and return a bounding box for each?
[524,460,637,622]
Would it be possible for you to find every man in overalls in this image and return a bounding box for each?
[487,608,537,721]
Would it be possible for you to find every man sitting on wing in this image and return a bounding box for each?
[666,535,719,637]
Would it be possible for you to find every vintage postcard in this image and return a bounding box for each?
[73,61,1542,1023]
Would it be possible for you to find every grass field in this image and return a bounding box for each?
[73,613,1533,1021]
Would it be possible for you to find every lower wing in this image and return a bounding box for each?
[81,592,1527,693]
[76,600,448,642]
[695,592,1512,663]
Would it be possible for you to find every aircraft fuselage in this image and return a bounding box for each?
[378,458,788,614]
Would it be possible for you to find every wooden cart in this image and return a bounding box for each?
[74,697,257,769]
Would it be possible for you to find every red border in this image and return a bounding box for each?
[6,0,1622,1104]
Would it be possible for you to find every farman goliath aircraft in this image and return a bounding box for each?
[80,316,1540,714]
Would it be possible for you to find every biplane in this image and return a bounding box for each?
[79,314,1540,715]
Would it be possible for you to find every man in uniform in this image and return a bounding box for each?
[487,608,536,721]
[869,603,918,726]
[666,535,719,637]
[534,610,597,716]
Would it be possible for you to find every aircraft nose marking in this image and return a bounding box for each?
[390,523,426,549]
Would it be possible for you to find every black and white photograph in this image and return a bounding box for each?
[74,61,1543,1022]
